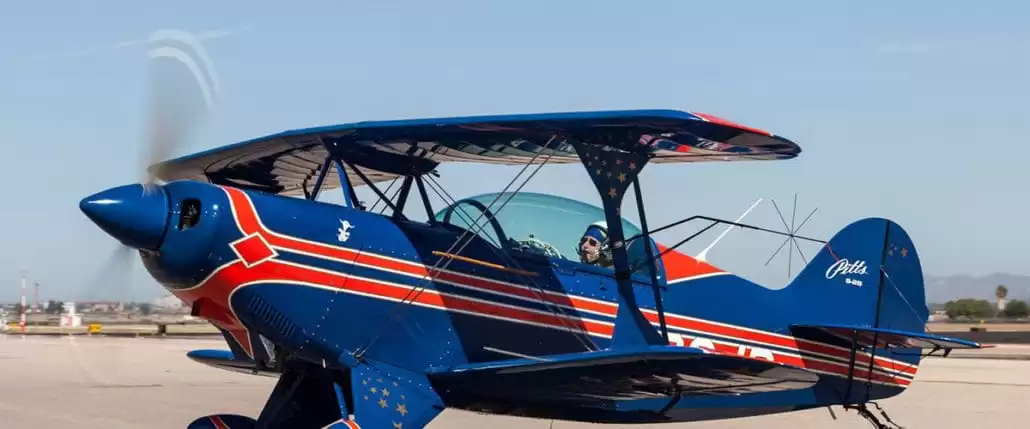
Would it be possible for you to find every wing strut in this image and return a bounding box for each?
[304,154,332,201]
[343,159,404,218]
[571,141,665,348]
[333,159,360,209]
[631,177,668,342]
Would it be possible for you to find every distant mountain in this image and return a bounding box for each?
[925,273,1030,304]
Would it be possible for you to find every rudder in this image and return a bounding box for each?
[782,219,982,406]
[786,217,928,334]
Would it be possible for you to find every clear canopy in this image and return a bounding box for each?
[433,192,659,275]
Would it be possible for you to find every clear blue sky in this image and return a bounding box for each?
[1,0,1028,303]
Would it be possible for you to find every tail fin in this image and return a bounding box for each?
[787,217,928,333]
[784,219,982,404]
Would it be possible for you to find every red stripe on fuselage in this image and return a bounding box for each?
[191,296,253,359]
[669,333,911,387]
[642,311,918,377]
[224,187,619,319]
[202,187,916,385]
[178,259,614,339]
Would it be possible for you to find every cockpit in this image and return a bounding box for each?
[432,192,664,279]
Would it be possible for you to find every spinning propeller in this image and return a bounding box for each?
[79,29,220,303]
[70,31,222,389]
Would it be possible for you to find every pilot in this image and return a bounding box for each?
[578,221,613,268]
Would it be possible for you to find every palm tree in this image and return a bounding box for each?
[996,285,1009,313]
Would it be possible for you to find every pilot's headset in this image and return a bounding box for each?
[578,221,612,265]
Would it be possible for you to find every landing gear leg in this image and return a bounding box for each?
[187,358,352,429]
[254,359,351,429]
[844,402,904,429]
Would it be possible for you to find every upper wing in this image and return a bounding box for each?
[426,345,819,406]
[151,109,801,196]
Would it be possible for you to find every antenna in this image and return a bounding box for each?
[697,198,763,262]
[763,193,818,279]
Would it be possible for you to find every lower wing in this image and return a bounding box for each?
[427,345,819,405]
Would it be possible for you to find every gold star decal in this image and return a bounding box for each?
[617,173,627,183]
[379,398,388,408]
[371,387,378,394]
[362,379,368,385]
[382,388,390,397]
[608,188,617,198]
[363,395,369,401]
[396,403,408,416]
[602,160,607,166]
[393,422,403,429]
[901,248,908,258]
[629,161,637,170]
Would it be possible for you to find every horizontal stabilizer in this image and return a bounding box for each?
[790,324,983,351]
[427,346,818,405]
[186,349,281,377]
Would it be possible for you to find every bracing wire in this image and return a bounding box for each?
[368,178,400,214]
[352,148,552,357]
[421,174,600,351]
[880,270,935,335]
[364,145,555,324]
[352,136,601,358]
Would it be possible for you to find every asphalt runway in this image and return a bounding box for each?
[0,336,1026,429]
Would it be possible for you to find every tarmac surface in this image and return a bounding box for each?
[0,336,1026,429]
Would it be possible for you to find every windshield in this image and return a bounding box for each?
[433,192,660,275]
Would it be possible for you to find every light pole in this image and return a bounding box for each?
[19,270,27,332]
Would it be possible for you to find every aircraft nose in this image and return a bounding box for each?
[79,184,170,250]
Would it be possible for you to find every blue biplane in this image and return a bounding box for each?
[80,109,983,429]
